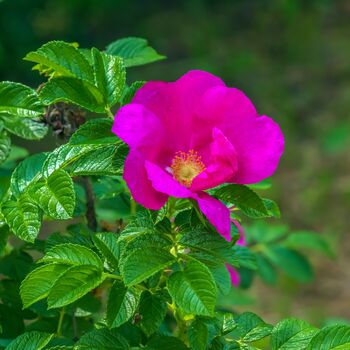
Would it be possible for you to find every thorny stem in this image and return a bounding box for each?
[57,307,65,336]
[81,177,98,231]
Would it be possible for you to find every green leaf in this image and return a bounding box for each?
[69,118,117,145]
[208,264,231,296]
[91,48,126,107]
[120,81,145,105]
[30,169,75,219]
[10,153,48,197]
[214,185,270,218]
[24,41,94,82]
[106,281,141,328]
[188,318,209,350]
[0,82,44,118]
[271,318,318,350]
[283,231,334,257]
[39,77,105,113]
[2,195,42,242]
[146,336,188,350]
[256,254,277,285]
[5,331,53,350]
[167,259,217,316]
[20,264,68,308]
[139,290,168,336]
[120,247,175,286]
[106,37,165,67]
[47,265,105,308]
[264,247,313,283]
[307,325,350,350]
[93,232,119,269]
[75,328,129,349]
[0,130,10,164]
[1,116,48,140]
[234,312,273,342]
[231,246,258,270]
[40,243,102,268]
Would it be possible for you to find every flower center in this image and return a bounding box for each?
[170,150,206,187]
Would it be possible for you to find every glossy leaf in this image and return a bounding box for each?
[0,82,44,118]
[0,129,11,164]
[307,325,350,350]
[5,331,53,350]
[93,232,119,269]
[1,116,48,140]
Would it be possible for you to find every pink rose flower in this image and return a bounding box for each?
[112,70,284,240]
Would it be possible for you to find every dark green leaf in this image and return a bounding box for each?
[146,336,188,350]
[1,116,48,140]
[120,81,145,105]
[0,130,10,164]
[106,281,141,328]
[93,232,119,269]
[188,318,209,350]
[138,290,168,336]
[106,37,165,67]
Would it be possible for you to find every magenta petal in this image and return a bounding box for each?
[191,128,238,191]
[226,264,240,286]
[228,115,284,184]
[231,219,246,246]
[195,192,231,241]
[112,103,165,152]
[144,161,194,198]
[124,150,168,210]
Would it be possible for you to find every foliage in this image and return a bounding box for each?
[0,37,344,349]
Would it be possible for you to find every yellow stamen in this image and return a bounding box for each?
[170,150,206,187]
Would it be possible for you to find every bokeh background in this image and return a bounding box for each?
[1,0,349,324]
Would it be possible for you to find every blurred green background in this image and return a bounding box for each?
[1,0,349,324]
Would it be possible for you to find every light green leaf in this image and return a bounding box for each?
[69,118,117,145]
[47,265,105,308]
[2,195,42,242]
[120,247,175,287]
[30,169,75,219]
[209,264,232,296]
[188,318,208,350]
[20,264,68,308]
[264,247,313,283]
[283,231,334,257]
[75,328,129,349]
[106,280,141,328]
[0,82,44,118]
[5,331,53,350]
[271,318,319,350]
[91,48,126,108]
[40,243,102,268]
[167,259,217,316]
[139,290,168,336]
[1,116,48,140]
[106,37,165,67]
[39,77,105,113]
[10,152,48,197]
[214,184,269,218]
[307,325,350,350]
[93,232,119,269]
[0,130,11,164]
[24,41,94,82]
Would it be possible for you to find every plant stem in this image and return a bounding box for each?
[106,108,114,119]
[130,198,137,216]
[57,307,65,336]
[104,273,122,280]
[82,177,98,231]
